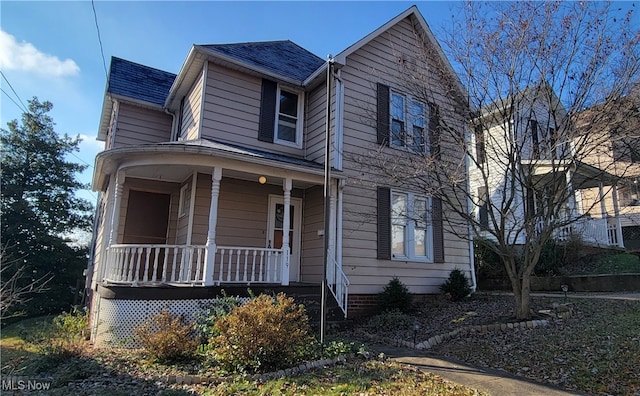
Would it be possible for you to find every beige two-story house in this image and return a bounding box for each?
[86,6,473,346]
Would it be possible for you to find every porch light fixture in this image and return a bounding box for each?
[258,176,267,184]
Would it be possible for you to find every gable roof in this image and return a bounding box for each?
[97,57,177,141]
[201,41,324,82]
[334,5,469,109]
[107,57,176,106]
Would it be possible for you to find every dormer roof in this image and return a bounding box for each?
[201,40,324,82]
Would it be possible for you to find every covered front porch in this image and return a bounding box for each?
[89,140,349,314]
[525,159,624,248]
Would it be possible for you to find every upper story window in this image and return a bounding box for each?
[390,92,429,152]
[376,83,440,158]
[275,88,302,146]
[258,79,304,148]
[474,125,486,165]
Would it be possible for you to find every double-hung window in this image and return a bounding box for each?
[258,79,304,148]
[275,88,302,146]
[391,191,433,261]
[390,91,428,152]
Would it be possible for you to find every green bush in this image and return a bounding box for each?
[18,308,89,364]
[440,268,472,301]
[364,310,415,333]
[134,309,198,363]
[195,291,248,342]
[378,277,413,313]
[535,239,565,276]
[474,238,505,278]
[212,293,314,373]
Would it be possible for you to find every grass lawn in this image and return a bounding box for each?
[0,317,486,395]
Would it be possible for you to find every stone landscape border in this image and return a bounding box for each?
[365,319,550,351]
[160,355,350,385]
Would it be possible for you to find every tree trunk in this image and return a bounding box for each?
[516,272,531,319]
[506,261,532,320]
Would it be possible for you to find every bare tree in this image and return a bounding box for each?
[351,1,639,319]
[1,244,52,320]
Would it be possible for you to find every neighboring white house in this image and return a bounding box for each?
[469,84,624,248]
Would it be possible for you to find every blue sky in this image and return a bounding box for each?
[0,1,460,203]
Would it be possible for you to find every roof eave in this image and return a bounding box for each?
[92,143,340,192]
[334,5,470,111]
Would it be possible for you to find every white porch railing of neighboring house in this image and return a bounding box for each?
[326,251,349,317]
[103,244,285,286]
[552,217,621,247]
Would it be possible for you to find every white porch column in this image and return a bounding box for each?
[564,169,575,218]
[108,171,125,247]
[598,182,607,218]
[281,178,292,285]
[611,184,624,247]
[203,168,222,286]
[103,171,124,283]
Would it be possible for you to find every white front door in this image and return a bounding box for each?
[267,195,302,282]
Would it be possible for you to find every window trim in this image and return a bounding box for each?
[390,190,434,262]
[273,85,304,149]
[178,184,190,218]
[389,90,429,153]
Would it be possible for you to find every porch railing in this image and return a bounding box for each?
[553,217,620,247]
[103,244,284,286]
[327,252,349,317]
[214,246,282,284]
[104,244,207,285]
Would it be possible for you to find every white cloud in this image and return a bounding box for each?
[78,133,104,151]
[0,30,79,77]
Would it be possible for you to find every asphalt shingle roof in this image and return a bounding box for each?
[107,57,176,105]
[202,40,325,82]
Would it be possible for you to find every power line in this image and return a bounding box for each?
[0,87,28,115]
[91,0,108,80]
[0,71,29,113]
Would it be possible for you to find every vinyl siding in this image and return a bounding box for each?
[200,63,306,158]
[304,83,328,162]
[113,102,172,147]
[190,175,305,248]
[338,15,471,294]
[300,185,324,282]
[180,69,204,141]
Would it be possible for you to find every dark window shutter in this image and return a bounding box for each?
[377,187,391,259]
[377,83,390,146]
[429,103,441,160]
[258,79,277,142]
[432,197,445,263]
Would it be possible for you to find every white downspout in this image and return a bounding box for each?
[165,107,178,142]
[333,69,344,171]
[465,127,478,292]
[337,179,344,268]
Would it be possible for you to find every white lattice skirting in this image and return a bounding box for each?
[92,296,249,348]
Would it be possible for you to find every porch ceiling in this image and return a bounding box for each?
[521,159,618,189]
[93,140,338,191]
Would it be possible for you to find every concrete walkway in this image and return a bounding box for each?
[364,292,640,395]
[368,343,583,395]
